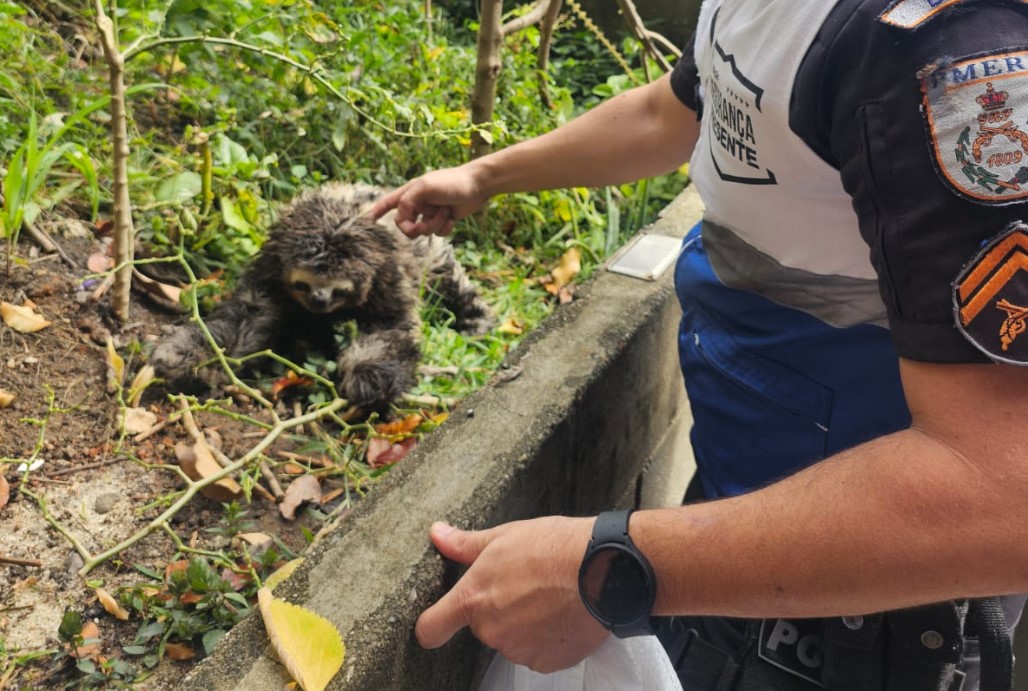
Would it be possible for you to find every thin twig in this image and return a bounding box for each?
[260,460,284,501]
[133,418,169,442]
[0,555,43,568]
[402,392,459,409]
[23,220,77,268]
[79,398,347,575]
[175,399,276,501]
[45,456,128,478]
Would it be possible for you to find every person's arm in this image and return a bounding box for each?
[368,72,699,237]
[414,359,1028,671]
[638,359,1028,618]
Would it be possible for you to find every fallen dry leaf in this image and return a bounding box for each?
[550,248,581,289]
[165,642,196,661]
[258,587,344,691]
[279,475,321,521]
[271,370,315,398]
[128,365,156,407]
[374,414,422,437]
[365,437,416,469]
[497,317,524,336]
[87,252,113,273]
[70,621,102,659]
[264,558,305,592]
[105,338,125,391]
[95,588,130,621]
[174,440,243,502]
[0,390,12,408]
[121,407,158,436]
[0,474,9,512]
[1,302,51,333]
[233,532,274,554]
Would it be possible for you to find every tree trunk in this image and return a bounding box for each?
[94,1,135,322]
[470,0,503,161]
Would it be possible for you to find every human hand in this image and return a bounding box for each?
[368,166,490,238]
[416,517,610,673]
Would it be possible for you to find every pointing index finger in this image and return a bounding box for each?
[415,584,471,649]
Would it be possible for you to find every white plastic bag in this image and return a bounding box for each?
[478,635,683,691]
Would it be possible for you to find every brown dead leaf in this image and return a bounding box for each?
[174,440,243,502]
[87,252,113,273]
[165,642,196,661]
[279,475,322,521]
[232,532,274,554]
[95,588,130,621]
[0,390,14,408]
[179,591,203,605]
[1,302,51,333]
[282,463,306,475]
[70,621,102,659]
[319,487,345,505]
[366,437,417,469]
[557,284,576,305]
[0,474,9,512]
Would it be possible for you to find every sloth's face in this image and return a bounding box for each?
[283,266,369,314]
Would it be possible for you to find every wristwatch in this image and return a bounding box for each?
[578,509,657,638]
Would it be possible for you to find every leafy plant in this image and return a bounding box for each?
[1,110,99,270]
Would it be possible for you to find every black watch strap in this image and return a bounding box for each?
[579,509,657,638]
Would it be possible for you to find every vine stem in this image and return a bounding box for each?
[124,34,483,140]
[78,398,347,575]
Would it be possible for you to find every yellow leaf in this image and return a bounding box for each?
[427,46,445,60]
[258,588,344,691]
[550,248,581,289]
[264,558,305,592]
[1,302,51,333]
[95,587,130,621]
[497,318,524,336]
[554,198,572,222]
[128,365,155,407]
[105,338,124,389]
[0,390,13,408]
[677,162,690,177]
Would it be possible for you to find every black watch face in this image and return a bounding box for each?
[580,544,652,625]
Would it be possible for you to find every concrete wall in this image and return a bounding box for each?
[180,188,703,690]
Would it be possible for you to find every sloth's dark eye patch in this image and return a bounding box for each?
[332,287,350,298]
[292,281,312,293]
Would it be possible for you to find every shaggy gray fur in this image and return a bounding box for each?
[151,182,494,411]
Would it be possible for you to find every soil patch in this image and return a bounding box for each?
[0,235,378,687]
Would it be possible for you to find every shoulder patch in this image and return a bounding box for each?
[922,50,1028,205]
[879,0,971,30]
[954,222,1028,363]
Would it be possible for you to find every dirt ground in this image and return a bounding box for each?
[0,232,363,687]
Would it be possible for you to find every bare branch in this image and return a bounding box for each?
[501,0,554,37]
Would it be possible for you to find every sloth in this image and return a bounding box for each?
[151,182,494,412]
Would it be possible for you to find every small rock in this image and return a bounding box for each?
[94,492,121,515]
[64,551,85,575]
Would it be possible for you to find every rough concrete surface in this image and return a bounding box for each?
[180,189,704,690]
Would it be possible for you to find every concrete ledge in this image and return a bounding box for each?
[181,187,704,691]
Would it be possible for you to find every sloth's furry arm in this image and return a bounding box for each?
[336,327,421,412]
[151,278,286,387]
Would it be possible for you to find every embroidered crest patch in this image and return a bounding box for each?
[953,223,1028,364]
[923,51,1028,205]
[879,0,970,30]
